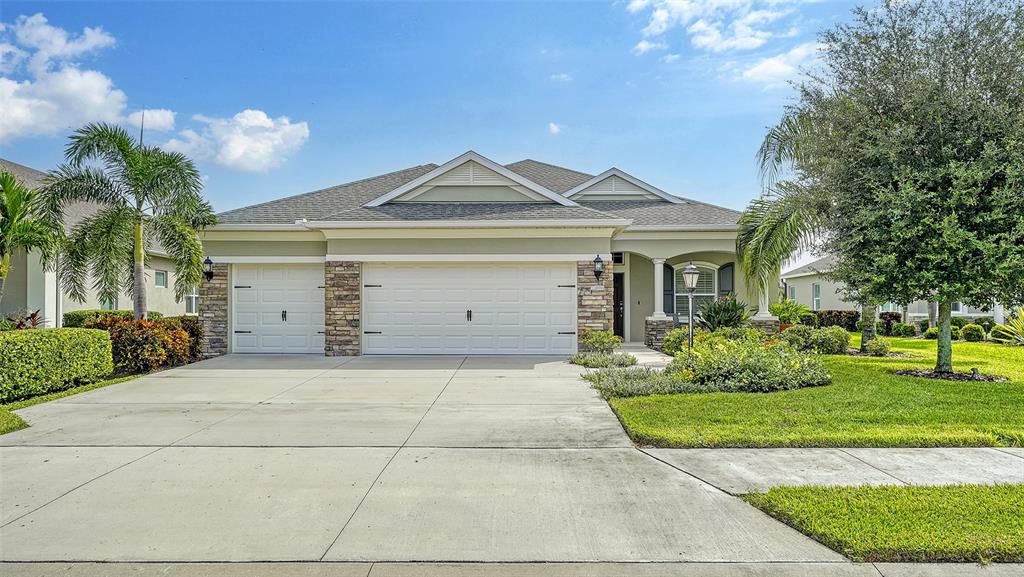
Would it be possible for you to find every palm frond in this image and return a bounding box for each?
[64,122,138,174]
[757,112,815,189]
[60,205,135,305]
[151,214,204,301]
[41,164,128,224]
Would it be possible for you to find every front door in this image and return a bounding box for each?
[613,272,625,339]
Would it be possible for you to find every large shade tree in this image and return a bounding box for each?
[42,123,216,319]
[0,171,59,307]
[743,0,1024,371]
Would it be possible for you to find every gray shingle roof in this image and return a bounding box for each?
[579,200,740,227]
[782,255,836,278]
[504,159,593,193]
[321,203,622,222]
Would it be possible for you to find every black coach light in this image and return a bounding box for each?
[682,262,700,350]
[593,255,605,280]
[203,257,214,281]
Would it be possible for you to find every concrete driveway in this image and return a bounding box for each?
[0,355,840,564]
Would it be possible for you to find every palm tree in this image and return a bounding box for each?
[0,171,58,307]
[42,123,216,319]
[737,112,879,349]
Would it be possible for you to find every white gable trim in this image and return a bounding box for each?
[563,168,683,204]
[364,151,579,207]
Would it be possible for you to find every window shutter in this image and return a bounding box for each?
[718,263,734,296]
[662,263,675,314]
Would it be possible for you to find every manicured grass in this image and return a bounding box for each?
[610,337,1024,447]
[0,375,140,435]
[744,484,1024,563]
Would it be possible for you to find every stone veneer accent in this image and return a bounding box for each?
[325,261,361,356]
[198,262,229,357]
[644,317,675,351]
[750,317,781,334]
[576,260,614,348]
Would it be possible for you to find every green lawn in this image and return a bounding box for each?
[610,337,1024,447]
[744,484,1024,563]
[0,375,139,435]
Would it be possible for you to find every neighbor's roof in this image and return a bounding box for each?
[782,255,836,278]
[212,157,742,228]
[0,158,106,234]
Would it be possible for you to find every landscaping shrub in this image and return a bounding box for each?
[160,316,204,361]
[4,309,47,329]
[666,337,831,392]
[661,327,689,356]
[816,310,860,332]
[584,367,699,399]
[865,337,891,356]
[812,326,851,354]
[879,312,902,336]
[974,316,996,333]
[63,309,163,327]
[892,322,917,337]
[769,299,811,324]
[697,326,767,344]
[918,318,931,333]
[85,317,190,373]
[0,319,14,331]
[924,327,939,339]
[951,326,962,340]
[779,324,814,351]
[961,324,985,342]
[697,295,749,331]
[950,316,969,328]
[991,307,1024,345]
[0,328,113,403]
[569,352,637,368]
[579,329,621,354]
[798,312,819,327]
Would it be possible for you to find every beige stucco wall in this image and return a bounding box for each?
[59,254,187,317]
[1,250,30,317]
[327,236,611,256]
[202,240,328,257]
[627,253,653,341]
[784,274,853,311]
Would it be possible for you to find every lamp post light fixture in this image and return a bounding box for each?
[681,262,701,349]
[593,254,605,281]
[203,257,214,282]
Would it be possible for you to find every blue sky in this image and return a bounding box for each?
[1,1,858,212]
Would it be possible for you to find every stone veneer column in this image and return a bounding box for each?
[325,261,361,356]
[644,318,675,351]
[198,262,229,357]
[576,260,614,349]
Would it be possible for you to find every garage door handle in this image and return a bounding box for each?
[363,331,382,335]
[234,330,252,334]
[233,285,251,289]
[363,284,382,288]
[467,310,472,322]
[557,331,577,335]
[557,284,576,288]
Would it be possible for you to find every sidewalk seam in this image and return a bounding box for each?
[836,449,910,485]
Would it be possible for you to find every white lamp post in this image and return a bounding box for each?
[681,262,701,349]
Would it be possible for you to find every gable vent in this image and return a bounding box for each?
[431,161,513,187]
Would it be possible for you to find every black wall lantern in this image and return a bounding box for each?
[203,257,214,281]
[593,254,605,281]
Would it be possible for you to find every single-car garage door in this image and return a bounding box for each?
[362,262,577,355]
[232,263,325,353]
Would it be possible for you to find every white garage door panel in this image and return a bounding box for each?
[232,263,325,354]
[363,263,576,355]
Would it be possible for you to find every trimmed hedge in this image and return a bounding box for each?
[816,310,860,332]
[961,324,985,342]
[63,309,163,327]
[0,328,113,403]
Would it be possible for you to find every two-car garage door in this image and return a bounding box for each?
[231,262,577,355]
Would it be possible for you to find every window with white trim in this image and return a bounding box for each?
[787,285,797,302]
[812,283,821,311]
[881,302,899,312]
[154,270,168,288]
[100,296,117,310]
[952,302,962,314]
[185,286,198,315]
[674,265,716,323]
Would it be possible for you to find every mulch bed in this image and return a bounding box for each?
[892,368,1008,382]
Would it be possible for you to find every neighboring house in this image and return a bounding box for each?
[200,151,751,356]
[782,255,1006,323]
[0,159,190,326]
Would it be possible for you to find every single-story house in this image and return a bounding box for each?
[0,158,190,325]
[200,151,764,356]
[781,255,1007,323]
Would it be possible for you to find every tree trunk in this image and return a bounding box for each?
[902,304,909,324]
[927,301,937,327]
[133,218,147,320]
[0,252,8,309]
[860,304,878,352]
[936,300,953,373]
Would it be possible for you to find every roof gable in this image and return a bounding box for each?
[563,168,682,204]
[363,151,578,207]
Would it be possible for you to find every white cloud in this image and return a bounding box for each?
[549,72,572,82]
[126,108,176,132]
[632,40,667,55]
[547,122,562,135]
[627,1,800,54]
[742,41,821,86]
[163,109,310,172]
[11,13,115,74]
[662,53,682,63]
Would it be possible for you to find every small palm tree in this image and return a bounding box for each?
[0,171,59,307]
[737,112,879,349]
[42,123,216,319]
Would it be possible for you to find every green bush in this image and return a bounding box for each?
[798,312,819,327]
[0,328,113,403]
[769,299,811,324]
[0,319,15,331]
[779,324,814,351]
[973,316,996,333]
[816,310,860,332]
[924,327,939,339]
[661,327,689,356]
[812,326,851,354]
[698,327,767,344]
[892,322,917,337]
[865,337,891,356]
[63,309,163,327]
[569,352,637,368]
[85,317,190,373]
[666,337,831,393]
[961,324,985,342]
[918,318,931,333]
[579,329,621,354]
[160,316,204,361]
[951,326,962,340]
[697,295,750,331]
[950,316,969,328]
[878,312,902,335]
[584,367,699,399]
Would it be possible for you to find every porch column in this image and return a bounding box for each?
[650,258,669,319]
[993,303,1005,325]
[750,278,781,334]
